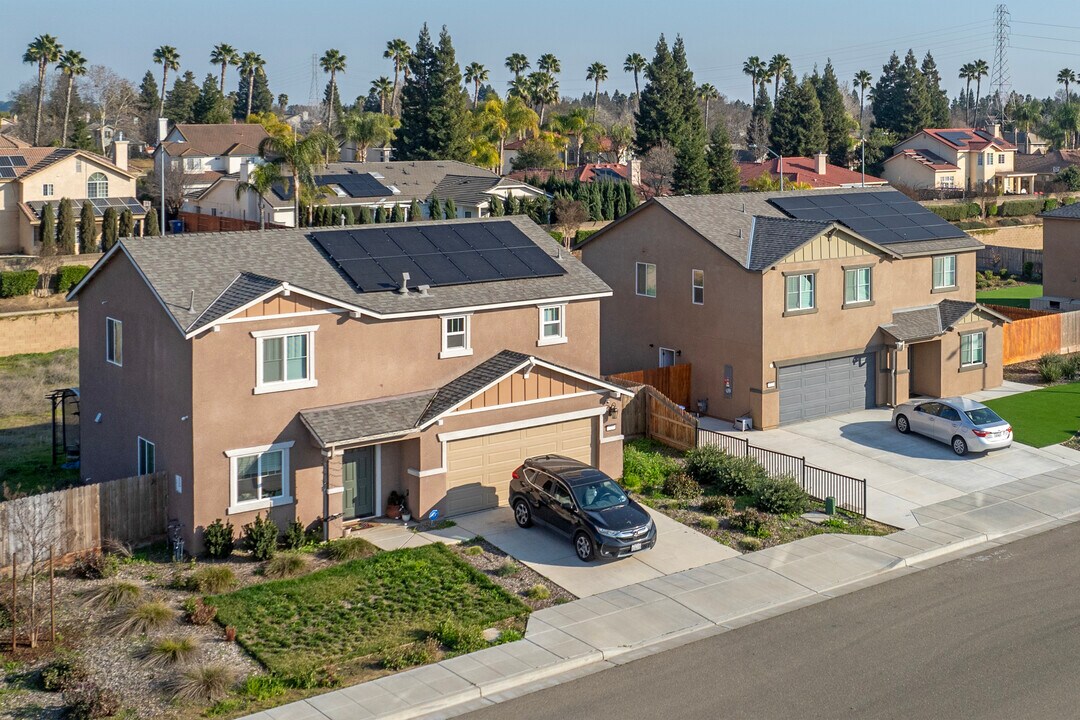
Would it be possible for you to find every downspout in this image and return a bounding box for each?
[890,346,898,407]
[321,448,332,542]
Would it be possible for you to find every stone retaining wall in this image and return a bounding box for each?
[0,307,79,356]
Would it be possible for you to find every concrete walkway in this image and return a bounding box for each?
[243,460,1080,720]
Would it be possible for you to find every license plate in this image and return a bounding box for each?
[631,542,642,552]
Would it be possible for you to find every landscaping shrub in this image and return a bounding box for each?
[739,537,763,552]
[244,513,279,561]
[1000,199,1042,217]
[547,230,564,243]
[189,566,237,594]
[1062,354,1080,381]
[497,629,524,643]
[525,584,551,600]
[282,520,306,551]
[202,519,235,559]
[985,203,999,217]
[751,475,811,515]
[108,600,176,636]
[574,229,597,244]
[242,674,287,702]
[495,559,521,577]
[323,536,377,562]
[63,682,122,719]
[264,552,309,579]
[80,580,141,611]
[55,265,90,293]
[698,516,719,530]
[730,509,771,538]
[0,269,39,298]
[1023,261,1036,280]
[1038,353,1065,383]
[1044,198,1060,212]
[70,550,119,580]
[40,653,88,692]
[169,663,237,703]
[432,618,487,654]
[183,598,218,626]
[700,495,735,516]
[928,203,980,222]
[998,217,1024,226]
[622,440,681,492]
[956,220,988,230]
[140,636,201,668]
[464,545,484,556]
[683,445,728,487]
[380,640,436,670]
[1063,196,1077,205]
[662,472,701,499]
[717,455,769,497]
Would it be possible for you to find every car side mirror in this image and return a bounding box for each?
[561,501,574,511]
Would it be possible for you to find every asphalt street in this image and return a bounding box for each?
[462,522,1080,720]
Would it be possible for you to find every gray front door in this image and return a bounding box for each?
[778,353,876,425]
[342,447,376,520]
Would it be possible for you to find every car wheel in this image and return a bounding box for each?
[952,436,968,456]
[513,499,533,528]
[573,532,595,562]
[895,414,910,434]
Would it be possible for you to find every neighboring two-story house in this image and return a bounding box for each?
[68,216,628,551]
[578,188,1009,430]
[1033,203,1080,311]
[156,123,270,197]
[737,153,889,190]
[882,126,1035,194]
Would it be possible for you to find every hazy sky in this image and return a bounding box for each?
[5,0,1080,107]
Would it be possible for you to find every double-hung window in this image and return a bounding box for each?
[636,262,656,297]
[844,267,872,306]
[137,437,155,475]
[252,326,317,393]
[932,255,957,290]
[227,441,293,512]
[987,152,994,166]
[691,269,704,305]
[106,317,122,366]
[960,332,985,367]
[998,153,1006,165]
[784,273,815,313]
[538,305,566,345]
[42,184,54,197]
[440,315,472,358]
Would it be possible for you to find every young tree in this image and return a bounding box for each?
[24,34,63,145]
[642,141,676,197]
[409,197,422,220]
[9,494,66,648]
[553,197,588,247]
[746,82,773,151]
[119,208,135,238]
[56,198,76,254]
[80,200,98,251]
[144,207,159,237]
[359,207,374,224]
[444,198,457,219]
[101,207,119,250]
[39,204,56,256]
[391,204,406,222]
[57,50,87,146]
[375,206,388,223]
[153,45,180,118]
[210,43,239,94]
[428,193,443,220]
[396,25,470,161]
[705,123,740,193]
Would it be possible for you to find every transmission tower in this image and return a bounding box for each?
[988,3,1011,128]
[307,54,319,108]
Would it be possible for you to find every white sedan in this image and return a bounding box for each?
[892,397,1013,456]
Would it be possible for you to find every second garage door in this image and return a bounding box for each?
[443,418,594,516]
[778,353,876,425]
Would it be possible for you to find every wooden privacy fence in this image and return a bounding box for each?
[0,473,167,565]
[609,364,692,409]
[179,212,285,234]
[994,307,1080,364]
[644,386,697,451]
[976,245,1043,277]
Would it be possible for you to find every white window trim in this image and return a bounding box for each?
[636,262,656,298]
[933,255,958,290]
[42,184,54,197]
[225,440,294,514]
[537,304,567,346]
[785,273,816,311]
[844,267,872,305]
[106,317,122,367]
[691,269,704,305]
[659,347,676,367]
[439,313,473,358]
[137,437,155,475]
[251,325,319,394]
[960,332,986,367]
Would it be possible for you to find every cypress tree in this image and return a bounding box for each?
[870,52,903,134]
[921,52,950,128]
[502,195,513,216]
[101,207,119,251]
[56,198,76,254]
[444,198,457,219]
[39,204,56,256]
[770,72,826,157]
[144,207,159,237]
[343,206,356,225]
[705,123,740,193]
[893,50,931,138]
[634,35,684,154]
[746,83,773,151]
[396,25,470,161]
[623,182,639,211]
[359,207,373,224]
[673,133,709,195]
[375,206,388,223]
[392,204,405,222]
[408,198,422,220]
[119,209,135,238]
[489,195,504,216]
[509,195,522,216]
[428,194,442,220]
[80,201,99,250]
[817,60,852,166]
[614,186,627,218]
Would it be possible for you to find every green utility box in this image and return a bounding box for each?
[825,497,837,515]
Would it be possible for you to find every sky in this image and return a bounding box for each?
[6,0,1080,109]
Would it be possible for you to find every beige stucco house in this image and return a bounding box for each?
[883,127,1035,194]
[578,188,1009,430]
[69,215,629,552]
[1033,203,1080,311]
[0,139,143,255]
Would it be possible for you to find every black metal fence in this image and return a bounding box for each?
[697,428,867,516]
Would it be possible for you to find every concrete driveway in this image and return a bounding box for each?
[432,506,738,598]
[701,393,1080,529]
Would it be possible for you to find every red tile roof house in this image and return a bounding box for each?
[67,215,630,552]
[737,152,888,190]
[882,127,1036,194]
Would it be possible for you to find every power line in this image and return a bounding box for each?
[1014,19,1080,32]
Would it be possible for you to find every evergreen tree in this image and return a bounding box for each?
[673,133,709,195]
[444,198,457,218]
[614,186,627,217]
[396,25,470,161]
[56,198,76,254]
[68,117,94,150]
[600,183,616,219]
[138,70,160,141]
[164,70,200,123]
[870,52,902,134]
[119,209,135,237]
[80,201,98,251]
[817,60,852,166]
[234,67,273,120]
[343,207,356,225]
[633,35,684,154]
[509,195,522,216]
[892,50,931,138]
[705,123,740,193]
[101,207,119,251]
[39,204,56,256]
[746,82,773,152]
[375,206,388,223]
[144,207,159,237]
[623,182,639,211]
[408,198,422,220]
[428,193,442,220]
[392,204,405,222]
[359,207,373,224]
[489,195,504,216]
[921,52,950,127]
[193,73,231,124]
[770,72,826,157]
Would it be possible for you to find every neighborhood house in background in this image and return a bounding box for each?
[882,125,1036,194]
[1033,202,1080,312]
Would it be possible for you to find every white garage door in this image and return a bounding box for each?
[444,418,594,516]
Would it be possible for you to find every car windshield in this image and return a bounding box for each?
[574,479,628,510]
[965,407,1005,426]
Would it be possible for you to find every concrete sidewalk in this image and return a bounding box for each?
[243,461,1080,720]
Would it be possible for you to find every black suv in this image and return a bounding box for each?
[509,455,656,562]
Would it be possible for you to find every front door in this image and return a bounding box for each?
[342,447,376,521]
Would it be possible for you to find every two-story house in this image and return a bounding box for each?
[156,123,271,197]
[68,216,628,552]
[578,188,1010,430]
[1033,203,1080,311]
[882,126,1035,194]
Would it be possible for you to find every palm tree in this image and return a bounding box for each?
[277,93,289,111]
[481,95,539,170]
[624,52,647,102]
[342,110,397,163]
[153,45,180,118]
[371,76,394,114]
[320,49,347,133]
[238,51,265,119]
[258,130,337,227]
[505,53,530,80]
[697,83,719,130]
[767,54,790,104]
[210,44,239,94]
[854,69,872,132]
[24,34,63,145]
[972,58,989,124]
[527,71,559,126]
[586,62,608,117]
[742,55,767,102]
[1011,99,1042,150]
[234,163,282,230]
[508,76,532,104]
[463,62,489,108]
[538,53,561,76]
[1058,68,1077,106]
[384,39,411,115]
[959,63,975,125]
[57,50,86,147]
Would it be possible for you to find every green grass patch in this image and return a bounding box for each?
[208,543,528,676]
[621,438,682,494]
[984,382,1080,448]
[976,284,1042,309]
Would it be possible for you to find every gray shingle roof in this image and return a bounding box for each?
[747,216,833,271]
[1041,202,1080,219]
[938,299,978,329]
[101,215,609,334]
[191,272,282,328]
[880,300,979,341]
[418,350,531,425]
[432,174,502,207]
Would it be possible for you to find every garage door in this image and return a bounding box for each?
[444,418,594,516]
[778,353,875,425]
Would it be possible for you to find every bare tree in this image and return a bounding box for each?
[82,65,138,152]
[553,197,589,248]
[147,161,195,216]
[642,142,676,198]
[8,494,66,647]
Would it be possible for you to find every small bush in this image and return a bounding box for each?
[80,581,141,611]
[495,559,521,577]
[169,663,237,703]
[730,509,771,538]
[1038,353,1065,383]
[1023,261,1036,280]
[242,674,287,702]
[718,456,769,497]
[70,550,119,580]
[202,519,235,559]
[700,495,735,516]
[662,472,701,499]
[63,682,122,719]
[381,640,436,670]
[985,203,999,217]
[622,440,682,492]
[282,520,306,550]
[264,552,309,579]
[1000,198,1042,217]
[547,230,564,243]
[1063,196,1076,205]
[183,598,218,626]
[244,514,279,561]
[40,653,88,692]
[698,516,719,530]
[575,229,598,244]
[323,537,377,561]
[140,636,201,668]
[956,220,988,230]
[820,517,848,529]
[55,265,91,293]
[928,203,980,222]
[464,545,484,556]
[751,475,811,515]
[525,584,551,600]
[497,629,524,644]
[1044,198,1060,212]
[998,217,1024,227]
[683,446,728,487]
[108,600,176,636]
[189,566,236,594]
[1062,354,1080,380]
[432,618,487,654]
[739,537,763,552]
[0,269,39,298]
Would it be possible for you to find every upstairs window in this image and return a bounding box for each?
[933,255,957,290]
[252,326,318,393]
[692,269,704,305]
[106,317,122,366]
[138,437,155,475]
[538,305,566,345]
[87,172,108,199]
[986,152,994,166]
[636,262,656,298]
[785,273,815,312]
[42,184,54,197]
[441,315,472,358]
[998,153,1006,164]
[844,267,872,305]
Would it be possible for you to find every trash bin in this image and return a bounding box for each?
[825,496,836,515]
[169,219,184,234]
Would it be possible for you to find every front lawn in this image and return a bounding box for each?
[977,283,1042,308]
[209,543,529,677]
[984,382,1080,447]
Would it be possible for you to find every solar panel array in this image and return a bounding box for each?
[28,197,144,219]
[937,131,973,146]
[0,155,27,178]
[770,192,967,245]
[310,220,567,293]
[317,173,393,198]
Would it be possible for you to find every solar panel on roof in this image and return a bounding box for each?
[939,131,972,146]
[0,158,12,167]
[771,191,967,245]
[447,248,501,282]
[0,168,14,178]
[11,156,27,167]
[338,258,396,291]
[316,173,393,199]
[384,227,438,256]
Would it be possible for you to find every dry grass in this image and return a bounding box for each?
[263,552,309,579]
[107,600,177,636]
[168,662,237,703]
[188,566,237,594]
[80,581,142,611]
[0,349,79,419]
[139,636,202,669]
